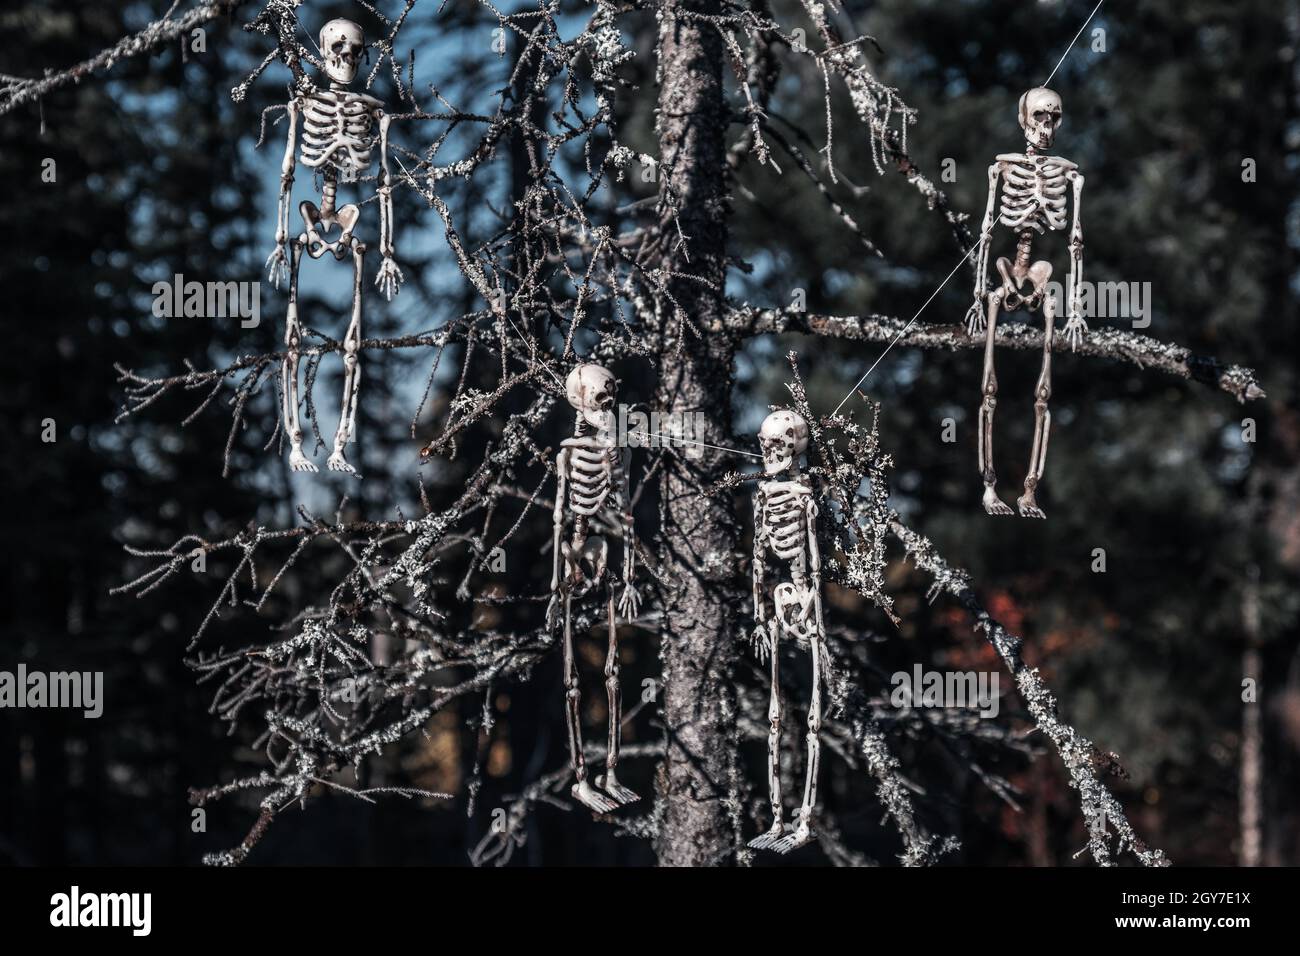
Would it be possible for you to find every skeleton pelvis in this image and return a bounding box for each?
[995,256,1053,311]
[561,534,609,597]
[300,201,361,260]
[773,582,815,643]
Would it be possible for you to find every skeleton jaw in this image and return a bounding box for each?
[1025,129,1055,151]
[763,451,792,477]
[324,56,358,86]
[581,407,614,436]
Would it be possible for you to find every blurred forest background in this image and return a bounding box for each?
[1,0,1297,865]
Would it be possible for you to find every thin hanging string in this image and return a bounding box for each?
[1045,0,1106,86]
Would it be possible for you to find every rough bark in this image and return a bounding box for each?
[652,0,743,867]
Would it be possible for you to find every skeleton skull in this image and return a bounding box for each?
[758,410,809,477]
[565,364,617,434]
[1018,87,1063,151]
[320,19,365,87]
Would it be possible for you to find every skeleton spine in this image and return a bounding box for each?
[321,168,338,218]
[1014,229,1034,271]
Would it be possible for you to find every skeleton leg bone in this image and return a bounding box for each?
[563,582,618,814]
[978,289,1014,515]
[327,241,365,475]
[282,237,315,472]
[748,623,788,850]
[773,625,823,854]
[596,591,639,805]
[1018,291,1056,519]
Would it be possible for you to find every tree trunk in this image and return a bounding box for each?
[652,0,742,867]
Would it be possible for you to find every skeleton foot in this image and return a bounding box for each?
[571,780,619,814]
[982,484,1013,516]
[747,822,787,850]
[1017,490,1046,519]
[289,448,317,473]
[326,450,360,477]
[595,770,640,806]
[771,823,813,854]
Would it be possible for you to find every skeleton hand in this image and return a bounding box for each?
[965,296,986,337]
[1063,312,1088,351]
[265,245,289,289]
[545,593,561,631]
[747,622,771,663]
[617,581,640,620]
[375,256,404,301]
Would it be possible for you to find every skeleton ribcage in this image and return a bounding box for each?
[299,92,375,173]
[763,485,809,563]
[999,159,1069,234]
[566,446,617,517]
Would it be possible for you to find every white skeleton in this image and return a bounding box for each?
[748,410,828,854]
[265,19,404,475]
[965,87,1085,519]
[547,364,641,813]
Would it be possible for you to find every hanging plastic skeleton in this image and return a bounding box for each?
[547,364,641,813]
[265,18,404,475]
[748,409,828,853]
[965,87,1085,518]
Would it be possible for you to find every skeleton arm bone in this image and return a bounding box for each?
[546,449,569,630]
[266,98,300,288]
[805,497,821,585]
[806,497,827,646]
[616,450,639,619]
[1063,169,1086,350]
[374,110,404,300]
[966,162,1001,335]
[750,487,770,660]
[752,488,767,624]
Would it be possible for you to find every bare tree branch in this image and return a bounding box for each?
[889,517,1171,867]
[730,307,1266,403]
[0,0,252,118]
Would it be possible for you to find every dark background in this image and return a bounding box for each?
[1,0,1297,865]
